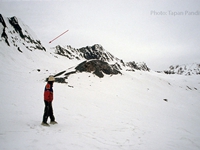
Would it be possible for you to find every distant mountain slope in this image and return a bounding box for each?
[53,44,150,74]
[162,63,200,75]
[0,14,46,53]
[1,14,199,79]
[0,14,150,79]
[54,44,120,62]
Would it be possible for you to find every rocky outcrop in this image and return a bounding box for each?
[52,59,122,83]
[75,60,122,78]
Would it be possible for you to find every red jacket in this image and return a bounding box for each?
[44,83,53,102]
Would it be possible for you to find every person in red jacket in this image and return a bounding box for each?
[41,75,57,126]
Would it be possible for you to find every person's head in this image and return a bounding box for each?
[47,75,55,85]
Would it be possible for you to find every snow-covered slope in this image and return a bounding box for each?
[1,55,200,150]
[0,14,46,52]
[0,15,200,150]
[162,63,200,75]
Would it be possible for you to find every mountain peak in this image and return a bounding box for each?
[91,44,104,51]
[78,44,116,62]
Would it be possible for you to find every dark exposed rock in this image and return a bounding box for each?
[55,45,77,59]
[52,70,78,83]
[55,78,67,83]
[75,59,121,78]
[126,61,150,71]
[54,70,66,77]
[64,71,77,76]
[9,16,24,39]
[17,47,22,53]
[0,14,7,27]
[0,14,9,46]
[52,59,122,83]
[163,99,168,102]
[78,44,115,62]
[1,28,10,46]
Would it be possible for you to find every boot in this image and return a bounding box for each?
[41,122,50,127]
[50,121,58,124]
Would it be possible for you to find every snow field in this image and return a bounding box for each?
[0,46,200,149]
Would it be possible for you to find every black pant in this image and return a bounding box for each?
[43,101,55,123]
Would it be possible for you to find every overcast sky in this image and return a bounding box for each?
[1,0,200,70]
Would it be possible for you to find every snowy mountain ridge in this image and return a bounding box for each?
[1,14,199,77]
[0,14,46,53]
[55,44,117,62]
[162,63,200,75]
[54,44,150,73]
[0,13,149,77]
